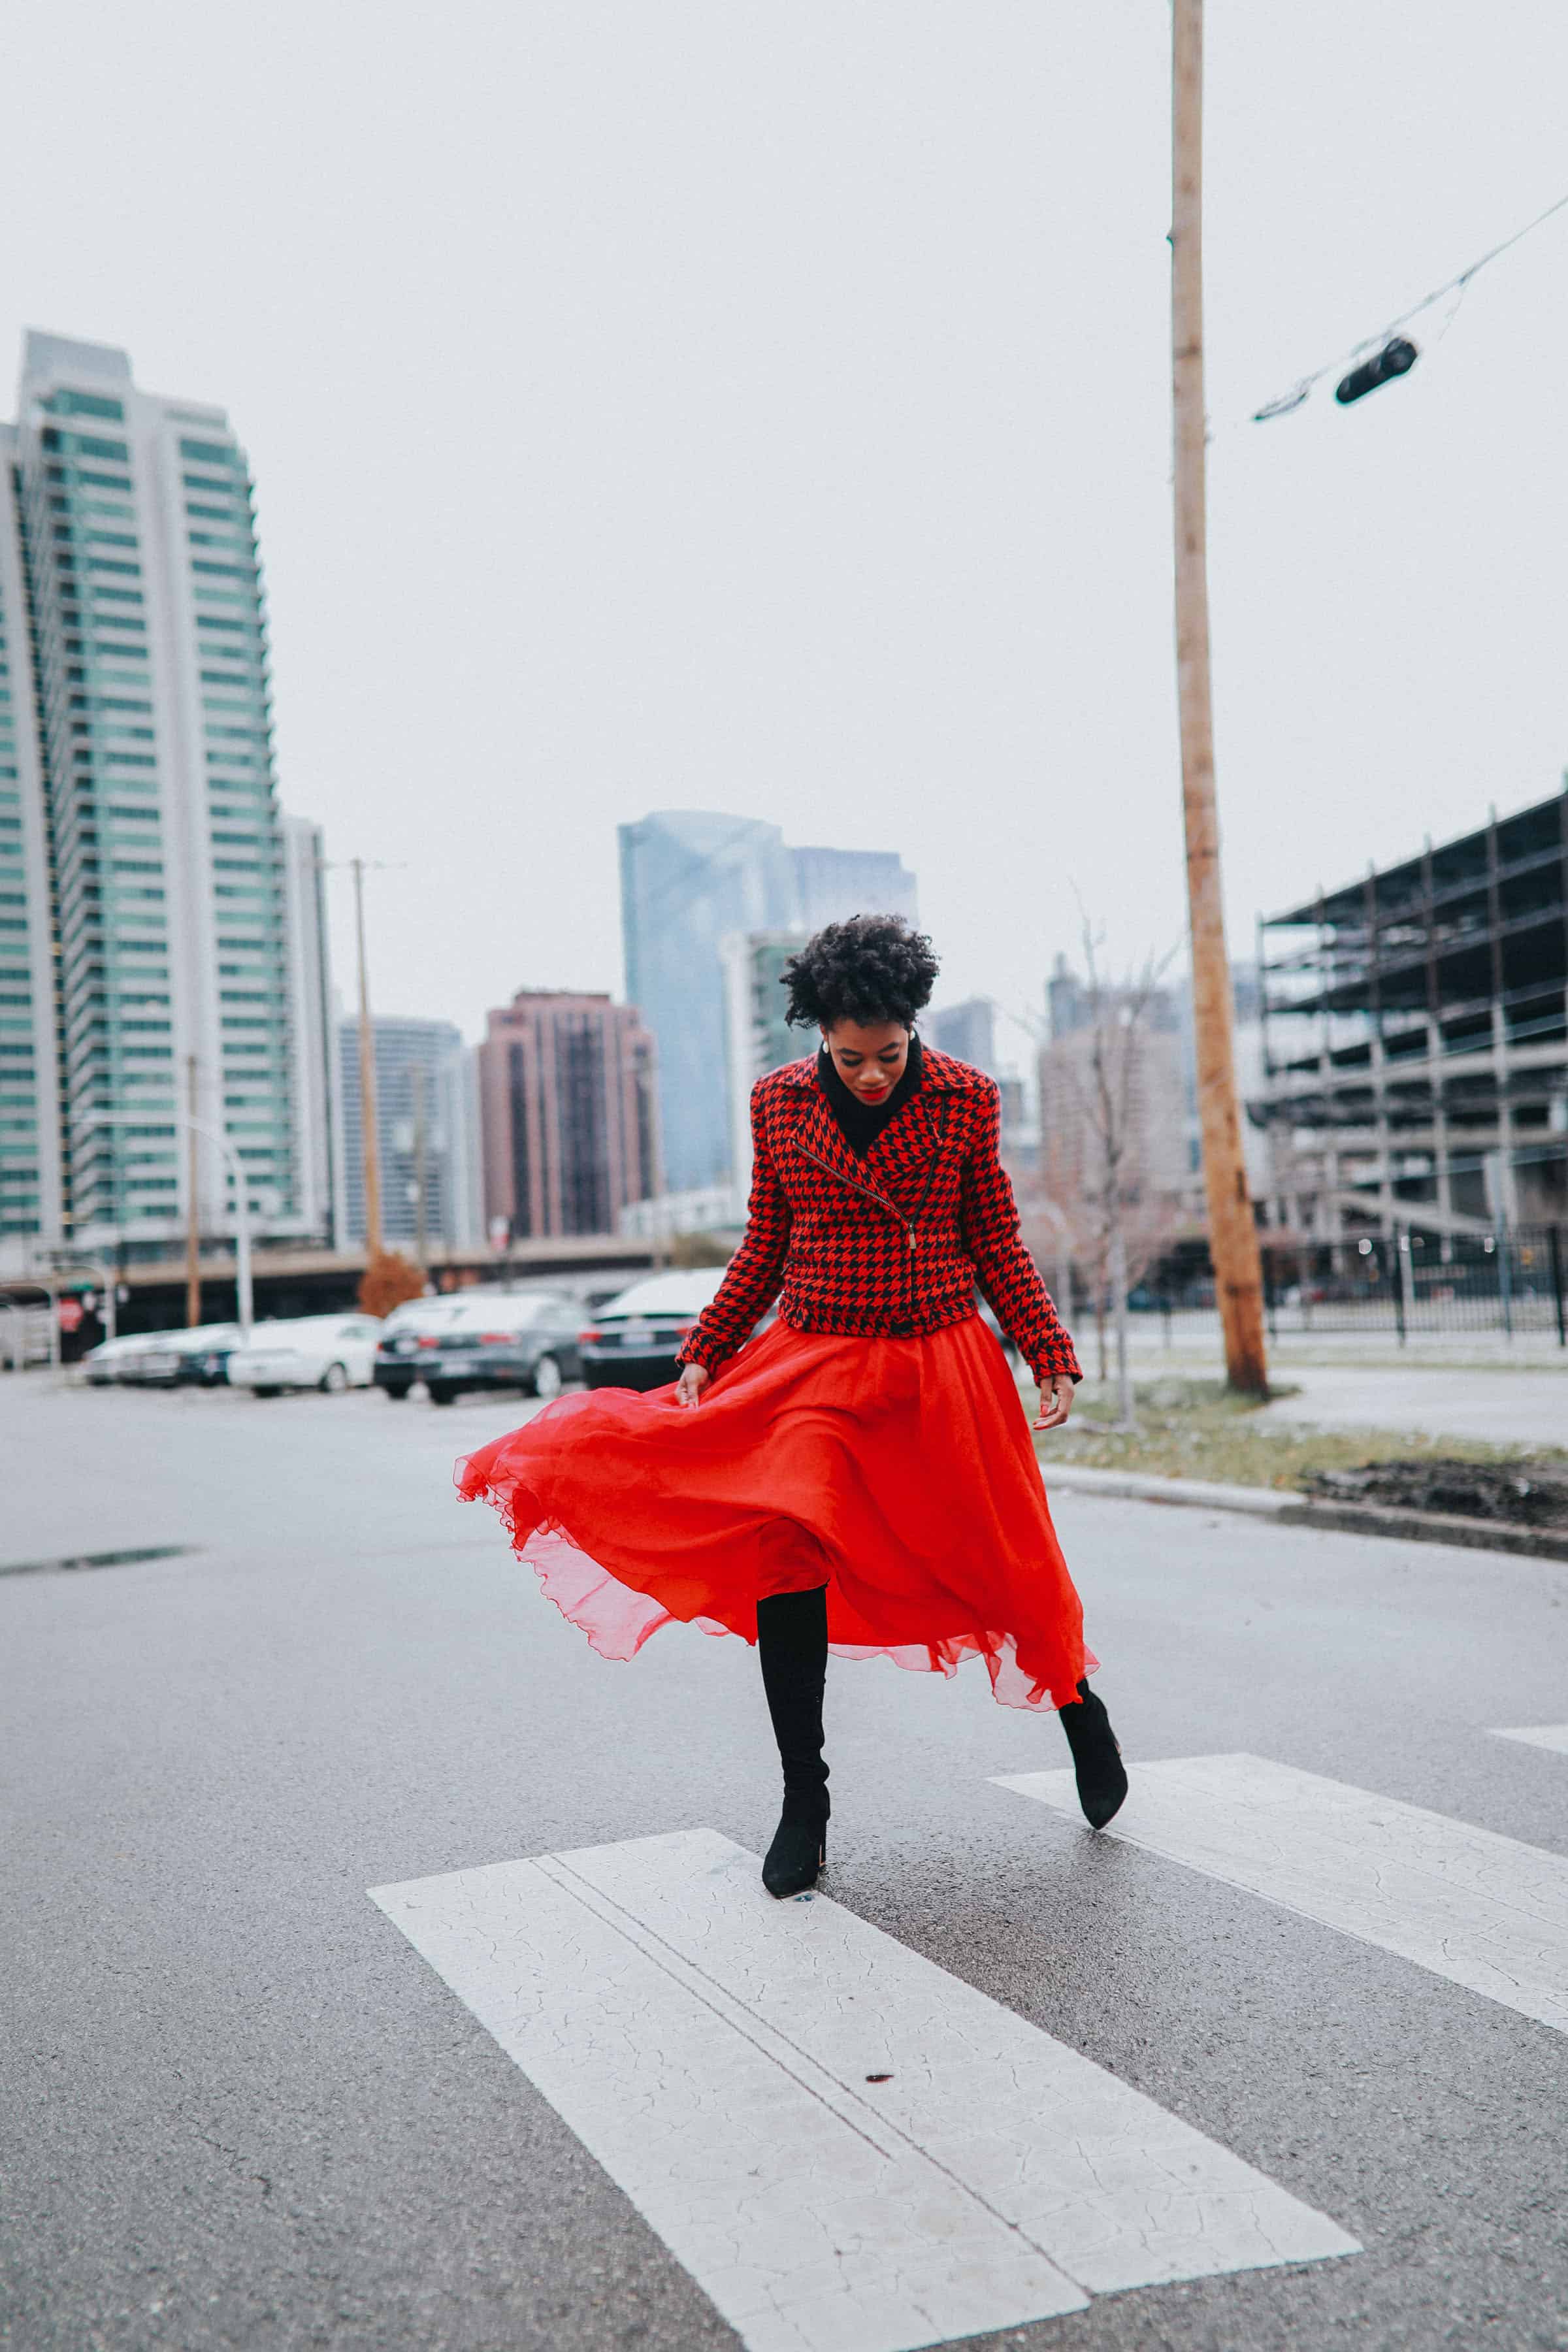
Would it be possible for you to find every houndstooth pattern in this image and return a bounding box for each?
[675,1047,1082,1386]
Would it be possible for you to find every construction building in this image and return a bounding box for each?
[1252,785,1568,1244]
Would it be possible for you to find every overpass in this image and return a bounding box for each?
[28,1236,661,1347]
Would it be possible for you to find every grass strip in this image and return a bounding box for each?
[1037,1377,1567,1495]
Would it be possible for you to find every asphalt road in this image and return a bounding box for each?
[3,1373,1567,2352]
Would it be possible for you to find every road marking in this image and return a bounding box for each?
[995,1754,1568,2036]
[1491,1724,1568,1757]
[371,1828,1355,2352]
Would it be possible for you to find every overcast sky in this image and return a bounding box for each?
[5,3,1565,1058]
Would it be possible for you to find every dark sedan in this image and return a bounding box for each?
[377,1288,585,1405]
[577,1269,730,1392]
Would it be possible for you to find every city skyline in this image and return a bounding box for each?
[3,9,1561,1058]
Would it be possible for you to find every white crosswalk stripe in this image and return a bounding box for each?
[371,1827,1357,2352]
[995,1754,1568,2036]
[1491,1724,1568,1757]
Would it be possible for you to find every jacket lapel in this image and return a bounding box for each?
[862,1088,942,1186]
[788,1068,947,1207]
[790,1073,870,1188]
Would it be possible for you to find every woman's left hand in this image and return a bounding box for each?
[1032,1375,1074,1431]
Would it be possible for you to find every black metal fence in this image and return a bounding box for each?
[1140,1225,1568,1344]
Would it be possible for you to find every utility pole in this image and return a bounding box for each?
[352,857,384,1258]
[185,1053,202,1328]
[1171,0,1269,1396]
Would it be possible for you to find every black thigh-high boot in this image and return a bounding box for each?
[1059,1677,1128,1828]
[757,1584,830,1898]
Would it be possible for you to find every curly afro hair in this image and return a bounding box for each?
[781,913,940,1031]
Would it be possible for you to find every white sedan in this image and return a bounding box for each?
[226,1313,384,1397]
[82,1330,177,1386]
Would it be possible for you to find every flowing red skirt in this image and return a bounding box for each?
[456,1314,1094,1712]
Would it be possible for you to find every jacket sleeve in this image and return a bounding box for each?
[674,1083,792,1375]
[960,1081,1083,1384]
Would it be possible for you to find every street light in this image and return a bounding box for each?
[1335,337,1419,406]
[86,1111,255,1341]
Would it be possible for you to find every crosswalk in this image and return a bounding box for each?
[372,1827,1356,2352]
[372,1744,1568,2352]
[1490,1722,1568,1757]
[995,1752,1568,2038]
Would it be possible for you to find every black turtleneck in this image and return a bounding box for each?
[815,1032,924,1158]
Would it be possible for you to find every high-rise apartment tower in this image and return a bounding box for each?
[0,333,329,1265]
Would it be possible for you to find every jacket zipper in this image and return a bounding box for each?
[796,1113,949,1323]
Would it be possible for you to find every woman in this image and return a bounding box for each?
[458,914,1126,1899]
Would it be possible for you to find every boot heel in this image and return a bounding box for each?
[763,1808,827,1899]
[1060,1679,1129,1829]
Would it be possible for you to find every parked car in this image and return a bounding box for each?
[372,1298,478,1399]
[227,1313,384,1397]
[577,1268,731,1392]
[390,1288,586,1406]
[118,1323,244,1388]
[80,1330,173,1385]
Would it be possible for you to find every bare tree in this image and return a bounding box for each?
[1034,923,1185,1428]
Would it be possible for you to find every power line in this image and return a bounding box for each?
[1253,182,1568,422]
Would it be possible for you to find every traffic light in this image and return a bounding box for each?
[1335,338,1419,405]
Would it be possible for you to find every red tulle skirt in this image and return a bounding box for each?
[456,1314,1094,1711]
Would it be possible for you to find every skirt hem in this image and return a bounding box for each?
[457,1473,1096,1714]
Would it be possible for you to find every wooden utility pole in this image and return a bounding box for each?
[1171,0,1269,1395]
[184,1054,201,1328]
[352,857,384,1257]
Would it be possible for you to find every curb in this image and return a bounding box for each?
[1040,1461,1568,1564]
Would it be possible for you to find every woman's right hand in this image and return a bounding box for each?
[676,1364,711,1410]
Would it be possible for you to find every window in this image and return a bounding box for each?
[47,391,125,421]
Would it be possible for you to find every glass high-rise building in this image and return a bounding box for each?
[619,811,918,1194]
[338,1017,480,1252]
[0,332,329,1266]
[619,813,796,1194]
[791,845,918,933]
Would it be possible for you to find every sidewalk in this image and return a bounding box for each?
[1253,1364,1568,1449]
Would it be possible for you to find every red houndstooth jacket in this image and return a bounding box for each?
[674,1047,1082,1386]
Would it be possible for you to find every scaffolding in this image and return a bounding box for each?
[1253,783,1568,1249]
